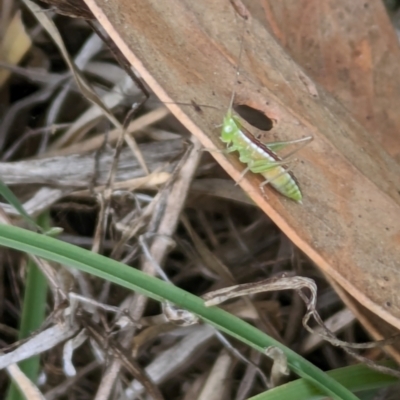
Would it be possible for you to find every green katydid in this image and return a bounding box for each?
[220,14,312,203]
[221,111,312,203]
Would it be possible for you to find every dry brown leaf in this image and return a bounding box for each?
[254,0,400,351]
[0,11,32,87]
[258,0,400,161]
[82,0,400,332]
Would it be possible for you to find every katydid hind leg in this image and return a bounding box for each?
[265,136,313,157]
[249,157,298,174]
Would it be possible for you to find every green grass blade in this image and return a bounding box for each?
[0,180,40,231]
[249,361,399,400]
[0,224,360,400]
[6,214,49,400]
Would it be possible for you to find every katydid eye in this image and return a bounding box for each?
[224,125,233,133]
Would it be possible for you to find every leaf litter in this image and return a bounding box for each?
[0,0,399,399]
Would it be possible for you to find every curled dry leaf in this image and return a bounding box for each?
[82,0,400,332]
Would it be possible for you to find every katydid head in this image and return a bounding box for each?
[221,109,242,143]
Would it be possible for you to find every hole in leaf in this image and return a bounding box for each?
[233,104,273,131]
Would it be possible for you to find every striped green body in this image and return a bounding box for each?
[221,110,302,202]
